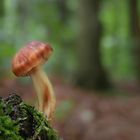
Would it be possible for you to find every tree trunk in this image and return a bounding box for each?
[129,0,140,81]
[76,0,110,90]
[57,0,68,23]
[0,0,4,17]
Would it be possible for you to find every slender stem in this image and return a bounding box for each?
[30,67,56,119]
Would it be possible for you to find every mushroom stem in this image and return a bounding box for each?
[30,67,56,119]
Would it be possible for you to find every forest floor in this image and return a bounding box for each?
[0,77,140,140]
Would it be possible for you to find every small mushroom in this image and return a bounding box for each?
[12,41,56,119]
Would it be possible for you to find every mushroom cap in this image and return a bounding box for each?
[12,41,53,77]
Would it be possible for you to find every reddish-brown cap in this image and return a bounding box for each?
[12,41,53,76]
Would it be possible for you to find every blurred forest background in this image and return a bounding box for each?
[0,0,140,140]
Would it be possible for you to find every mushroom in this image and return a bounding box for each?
[12,41,56,119]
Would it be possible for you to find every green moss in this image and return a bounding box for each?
[0,116,24,140]
[0,94,59,140]
[0,98,23,140]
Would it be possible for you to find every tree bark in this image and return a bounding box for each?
[57,0,68,23]
[76,0,110,90]
[0,0,4,17]
[129,0,140,81]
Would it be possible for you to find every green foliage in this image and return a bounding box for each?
[0,0,139,82]
[100,0,135,80]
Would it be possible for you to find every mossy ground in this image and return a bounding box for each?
[0,94,59,140]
